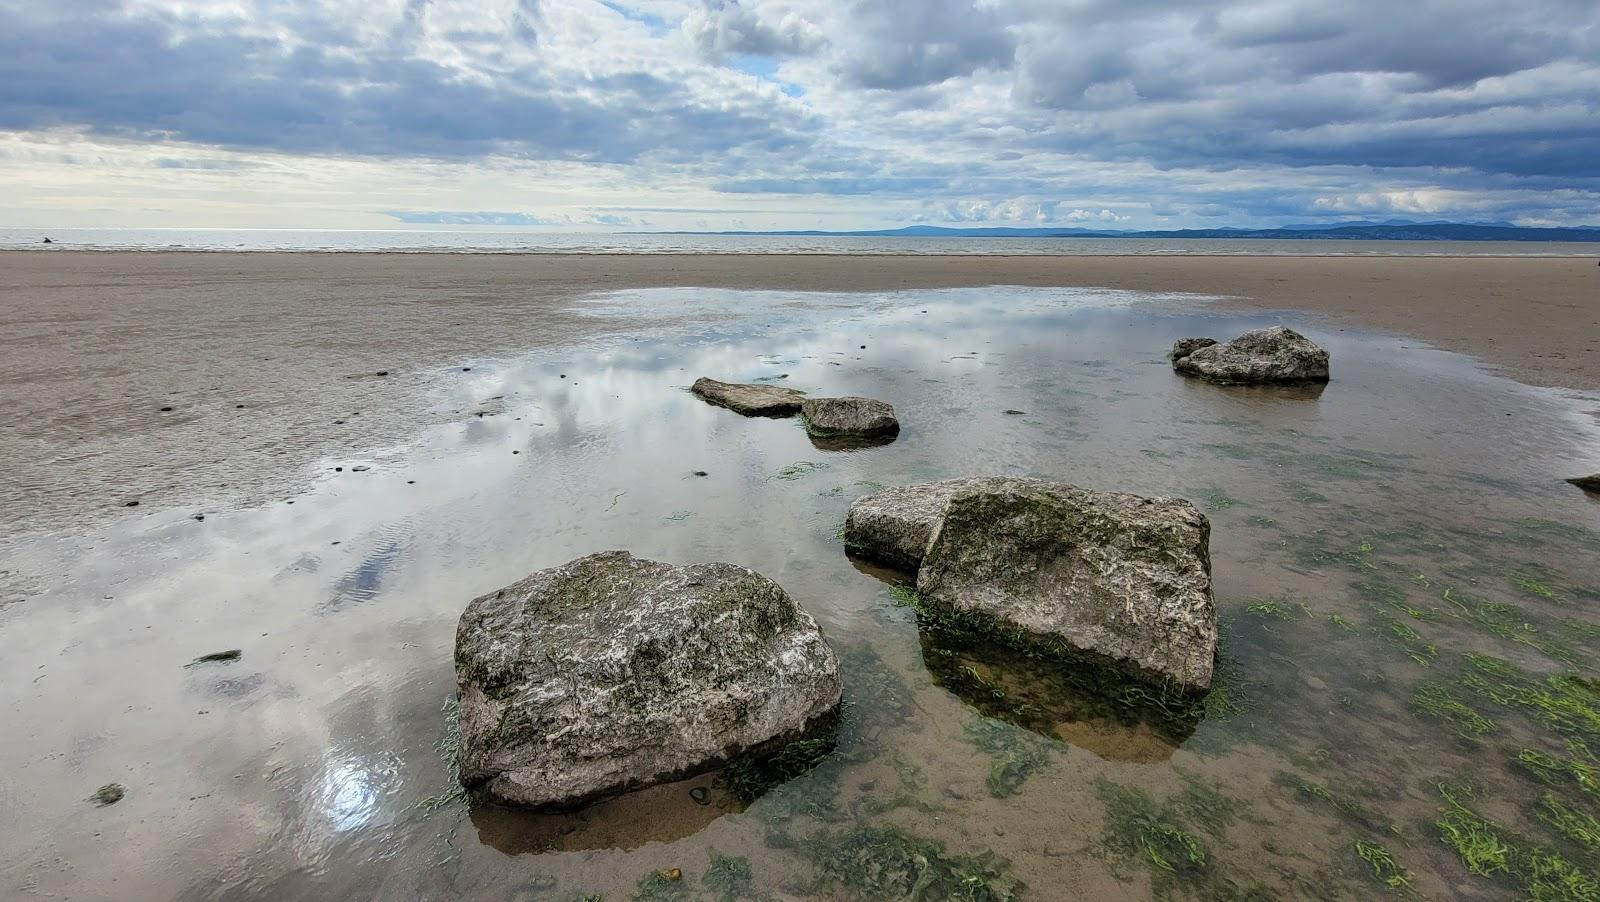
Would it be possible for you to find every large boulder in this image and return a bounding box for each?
[691,377,806,416]
[915,478,1216,690]
[1172,326,1330,384]
[801,396,900,441]
[844,477,1006,571]
[454,551,841,810]
[1568,474,1600,494]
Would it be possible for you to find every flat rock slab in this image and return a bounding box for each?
[691,377,806,416]
[1569,474,1600,493]
[455,551,841,810]
[844,477,1009,571]
[801,396,900,439]
[916,477,1216,690]
[1172,326,1330,384]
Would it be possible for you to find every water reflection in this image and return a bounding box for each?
[918,630,1193,763]
[3,286,1598,901]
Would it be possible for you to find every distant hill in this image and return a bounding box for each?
[659,221,1600,242]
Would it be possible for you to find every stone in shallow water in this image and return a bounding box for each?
[1172,326,1330,384]
[690,377,806,416]
[454,551,841,811]
[1169,337,1218,360]
[801,396,900,441]
[844,478,1010,571]
[1568,474,1600,493]
[915,477,1216,690]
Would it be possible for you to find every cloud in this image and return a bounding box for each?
[683,0,823,61]
[1,0,1597,228]
[385,210,637,226]
[0,0,814,163]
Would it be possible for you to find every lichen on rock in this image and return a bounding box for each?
[1172,326,1330,384]
[454,551,841,810]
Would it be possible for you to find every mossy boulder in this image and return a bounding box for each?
[916,478,1217,689]
[844,478,1007,571]
[1172,326,1329,384]
[454,551,841,810]
[691,377,806,416]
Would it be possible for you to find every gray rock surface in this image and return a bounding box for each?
[455,551,841,810]
[916,478,1216,689]
[1569,474,1600,493]
[844,477,1008,571]
[691,377,806,416]
[1172,326,1330,384]
[801,396,900,439]
[1170,337,1218,360]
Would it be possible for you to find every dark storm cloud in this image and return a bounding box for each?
[0,1,810,162]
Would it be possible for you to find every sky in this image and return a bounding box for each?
[1,0,1597,231]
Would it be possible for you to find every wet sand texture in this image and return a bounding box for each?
[3,251,1598,534]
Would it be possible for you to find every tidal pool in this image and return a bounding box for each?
[3,286,1599,900]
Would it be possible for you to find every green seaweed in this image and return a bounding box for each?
[704,850,756,902]
[1276,772,1393,833]
[1097,779,1208,878]
[1513,745,1600,798]
[417,694,471,813]
[1244,598,1307,621]
[801,824,1024,901]
[770,461,828,481]
[1434,781,1600,900]
[719,729,839,804]
[1353,840,1416,893]
[1534,793,1600,851]
[1171,769,1249,839]
[1410,681,1497,740]
[632,870,694,901]
[963,716,1053,798]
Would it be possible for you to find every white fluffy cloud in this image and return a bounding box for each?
[1,0,1596,229]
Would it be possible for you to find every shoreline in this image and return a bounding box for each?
[3,251,1596,534]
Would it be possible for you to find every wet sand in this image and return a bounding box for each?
[3,251,1597,535]
[2,281,1599,901]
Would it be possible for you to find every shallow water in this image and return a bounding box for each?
[3,286,1599,900]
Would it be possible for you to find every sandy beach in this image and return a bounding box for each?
[4,252,1600,901]
[3,251,1597,534]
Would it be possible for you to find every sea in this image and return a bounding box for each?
[2,227,1597,256]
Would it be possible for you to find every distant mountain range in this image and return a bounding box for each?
[660,220,1600,242]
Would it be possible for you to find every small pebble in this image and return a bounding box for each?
[689,786,709,804]
[658,868,682,882]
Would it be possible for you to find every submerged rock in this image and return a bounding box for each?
[1169,337,1218,360]
[691,377,806,416]
[801,397,900,441]
[1172,326,1329,384]
[90,783,125,806]
[1568,474,1600,494]
[915,477,1216,690]
[454,551,841,811]
[844,478,1007,571]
